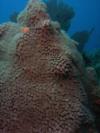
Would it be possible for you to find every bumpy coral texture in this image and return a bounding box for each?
[0,0,95,133]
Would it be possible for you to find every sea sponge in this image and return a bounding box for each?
[0,0,97,132]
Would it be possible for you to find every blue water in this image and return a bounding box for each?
[0,0,100,53]
[0,0,27,22]
[66,0,100,53]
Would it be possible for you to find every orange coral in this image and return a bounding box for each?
[21,27,30,33]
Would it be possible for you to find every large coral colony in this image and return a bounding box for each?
[0,0,99,133]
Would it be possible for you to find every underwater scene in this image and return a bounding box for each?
[0,0,100,132]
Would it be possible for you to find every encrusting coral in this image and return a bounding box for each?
[0,0,98,132]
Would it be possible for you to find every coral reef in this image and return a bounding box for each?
[45,0,75,31]
[0,0,98,132]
